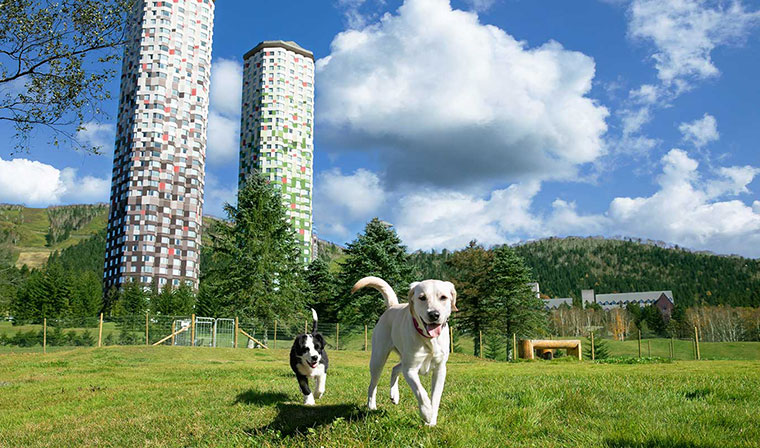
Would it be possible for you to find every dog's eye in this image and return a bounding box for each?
[440,296,448,300]
[418,293,426,301]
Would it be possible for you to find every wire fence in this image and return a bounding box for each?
[1,315,758,361]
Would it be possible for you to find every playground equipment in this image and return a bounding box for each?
[519,339,582,360]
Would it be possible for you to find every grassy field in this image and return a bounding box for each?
[0,347,758,447]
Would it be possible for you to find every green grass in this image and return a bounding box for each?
[0,347,758,447]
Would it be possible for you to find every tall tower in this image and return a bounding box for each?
[239,41,315,264]
[103,0,215,291]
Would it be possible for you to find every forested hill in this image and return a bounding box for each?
[512,237,760,308]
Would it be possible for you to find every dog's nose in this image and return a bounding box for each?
[427,310,440,322]
[310,355,318,362]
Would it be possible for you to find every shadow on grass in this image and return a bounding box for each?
[233,389,289,406]
[248,402,371,437]
[604,436,720,448]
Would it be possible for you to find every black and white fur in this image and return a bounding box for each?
[289,308,329,405]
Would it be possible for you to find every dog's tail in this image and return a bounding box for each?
[351,276,399,308]
[310,308,318,334]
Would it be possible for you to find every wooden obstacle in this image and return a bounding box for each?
[519,339,582,360]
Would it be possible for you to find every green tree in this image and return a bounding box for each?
[114,280,147,316]
[201,174,307,320]
[486,245,546,356]
[70,270,103,324]
[333,218,415,326]
[584,332,611,360]
[0,0,135,152]
[152,283,195,316]
[306,257,337,322]
[446,241,493,357]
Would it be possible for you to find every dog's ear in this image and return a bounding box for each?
[407,282,420,302]
[446,281,458,312]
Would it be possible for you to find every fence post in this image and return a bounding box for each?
[98,313,104,347]
[191,314,196,347]
[512,333,517,362]
[336,323,339,350]
[274,320,278,349]
[591,332,595,361]
[638,330,642,358]
[364,324,368,351]
[43,318,47,354]
[479,330,483,358]
[234,317,239,349]
[694,326,701,360]
[449,325,453,354]
[145,312,149,346]
[171,321,176,346]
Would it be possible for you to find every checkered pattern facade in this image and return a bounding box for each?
[239,41,315,264]
[104,0,215,290]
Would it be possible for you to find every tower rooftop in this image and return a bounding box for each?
[244,40,314,61]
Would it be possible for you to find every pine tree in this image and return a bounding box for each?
[487,245,547,340]
[70,271,103,325]
[333,218,415,326]
[201,174,307,320]
[114,280,148,316]
[306,257,337,321]
[446,241,493,357]
[584,332,611,359]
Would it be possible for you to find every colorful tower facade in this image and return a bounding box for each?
[103,0,215,290]
[239,41,315,264]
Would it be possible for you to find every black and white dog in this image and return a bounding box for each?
[289,308,329,405]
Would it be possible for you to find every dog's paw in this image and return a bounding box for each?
[303,394,315,406]
[315,390,324,399]
[419,403,433,424]
[390,387,399,405]
[367,398,377,410]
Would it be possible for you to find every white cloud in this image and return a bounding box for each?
[679,113,719,148]
[628,0,760,89]
[76,121,115,151]
[0,157,109,206]
[206,111,239,163]
[317,0,609,189]
[389,149,760,257]
[209,59,243,117]
[314,168,386,237]
[206,58,242,164]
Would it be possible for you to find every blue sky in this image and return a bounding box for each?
[1,0,759,257]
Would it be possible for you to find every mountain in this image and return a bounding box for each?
[0,204,108,268]
[512,237,760,308]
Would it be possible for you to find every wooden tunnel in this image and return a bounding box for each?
[519,339,582,360]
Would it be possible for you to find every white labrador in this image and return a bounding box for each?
[352,276,457,426]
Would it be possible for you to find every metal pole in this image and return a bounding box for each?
[191,314,196,347]
[43,318,47,354]
[98,313,103,347]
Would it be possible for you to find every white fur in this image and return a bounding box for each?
[298,334,321,368]
[354,277,457,426]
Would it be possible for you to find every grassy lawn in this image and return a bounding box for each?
[0,347,758,447]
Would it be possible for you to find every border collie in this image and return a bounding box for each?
[289,308,329,405]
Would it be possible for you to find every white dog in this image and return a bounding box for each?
[352,276,457,426]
